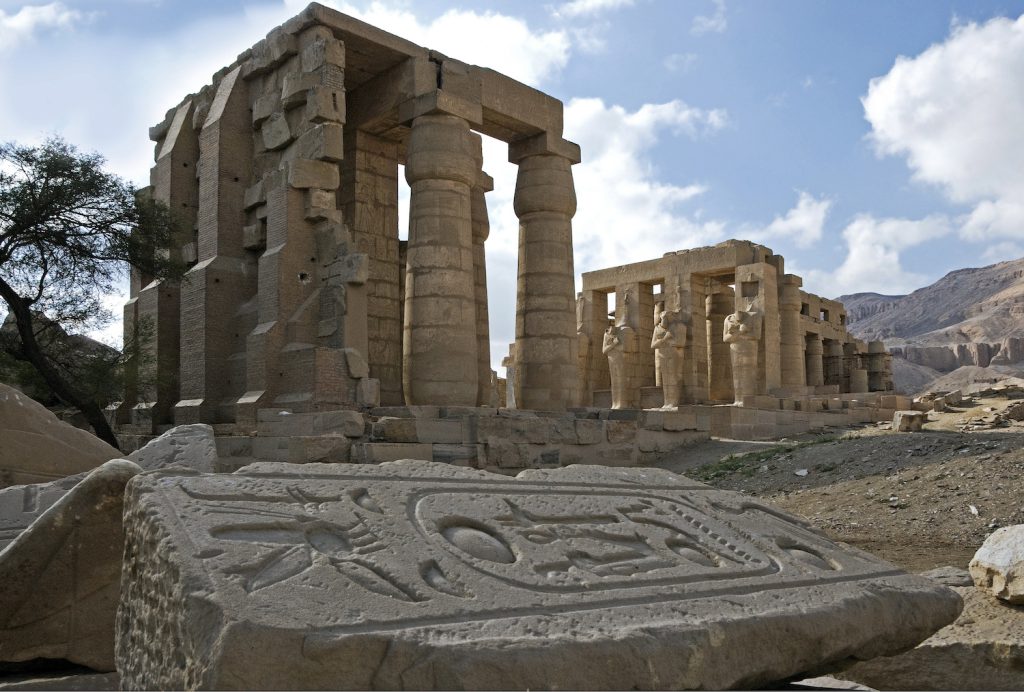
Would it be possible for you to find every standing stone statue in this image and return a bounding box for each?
[603,325,628,409]
[723,305,763,405]
[651,309,686,409]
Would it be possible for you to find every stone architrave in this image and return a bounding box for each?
[651,309,686,409]
[116,461,960,691]
[723,306,763,405]
[602,325,628,409]
[0,459,141,672]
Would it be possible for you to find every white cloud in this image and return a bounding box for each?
[0,2,84,50]
[803,214,952,297]
[692,0,727,35]
[750,191,832,248]
[863,13,1024,242]
[982,240,1024,263]
[551,0,635,19]
[561,97,728,276]
[664,52,698,72]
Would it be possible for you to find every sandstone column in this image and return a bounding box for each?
[511,135,581,411]
[706,284,734,402]
[470,133,495,407]
[824,340,845,388]
[779,275,806,391]
[403,114,478,406]
[805,335,824,388]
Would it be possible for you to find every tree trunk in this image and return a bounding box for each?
[0,279,122,450]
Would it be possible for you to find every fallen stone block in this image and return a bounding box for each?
[970,524,1024,604]
[127,423,218,473]
[841,585,1024,690]
[893,410,927,432]
[0,459,141,671]
[115,461,960,690]
[0,384,119,488]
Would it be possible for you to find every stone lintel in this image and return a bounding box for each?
[398,90,483,127]
[508,130,581,165]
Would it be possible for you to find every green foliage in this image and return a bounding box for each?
[0,136,185,444]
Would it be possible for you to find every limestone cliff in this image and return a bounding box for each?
[838,257,1024,392]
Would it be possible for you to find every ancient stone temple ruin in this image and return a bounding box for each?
[110,4,900,463]
[578,240,893,409]
[114,3,580,434]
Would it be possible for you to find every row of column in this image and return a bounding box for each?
[402,112,579,410]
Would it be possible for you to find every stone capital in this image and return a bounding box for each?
[404,113,477,187]
[508,130,581,165]
[398,90,483,127]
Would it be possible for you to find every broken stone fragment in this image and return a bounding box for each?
[115,461,961,690]
[0,459,142,671]
[970,524,1024,604]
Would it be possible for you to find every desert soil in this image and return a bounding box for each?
[655,395,1024,572]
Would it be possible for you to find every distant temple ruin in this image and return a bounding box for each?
[577,240,893,410]
[115,4,580,433]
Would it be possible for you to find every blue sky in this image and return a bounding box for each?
[2,0,1024,367]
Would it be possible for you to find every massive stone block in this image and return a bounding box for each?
[0,459,141,671]
[116,461,960,690]
[0,384,118,488]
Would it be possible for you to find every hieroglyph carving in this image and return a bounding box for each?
[116,461,961,690]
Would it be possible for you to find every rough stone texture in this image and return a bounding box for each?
[893,410,927,432]
[116,461,959,690]
[0,459,141,672]
[0,672,119,690]
[0,384,118,488]
[970,524,1024,603]
[127,424,218,473]
[841,586,1024,690]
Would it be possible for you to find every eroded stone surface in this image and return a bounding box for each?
[127,423,218,473]
[841,586,1024,690]
[970,524,1024,603]
[0,384,118,488]
[116,461,960,690]
[0,459,141,671]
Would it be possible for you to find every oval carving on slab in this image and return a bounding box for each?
[441,525,516,564]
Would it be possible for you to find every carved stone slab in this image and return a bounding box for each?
[1,459,141,672]
[116,461,961,690]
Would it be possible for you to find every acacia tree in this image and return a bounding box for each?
[0,137,183,447]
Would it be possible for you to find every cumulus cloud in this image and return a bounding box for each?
[692,0,727,35]
[0,2,85,50]
[551,0,635,19]
[863,13,1024,241]
[749,191,832,248]
[803,214,952,297]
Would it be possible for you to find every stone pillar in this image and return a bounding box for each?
[403,113,478,406]
[867,341,892,391]
[340,130,402,405]
[133,99,199,432]
[779,274,806,390]
[176,66,252,425]
[824,340,844,388]
[470,133,494,407]
[706,284,734,402]
[511,134,581,411]
[805,335,824,388]
[845,342,869,393]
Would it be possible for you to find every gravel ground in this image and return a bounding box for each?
[655,397,1024,572]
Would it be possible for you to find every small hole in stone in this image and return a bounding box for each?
[233,176,240,182]
[310,257,316,262]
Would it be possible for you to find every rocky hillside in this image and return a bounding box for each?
[838,257,1024,392]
